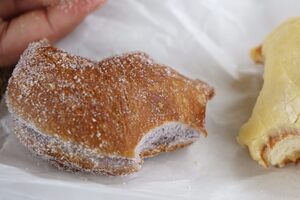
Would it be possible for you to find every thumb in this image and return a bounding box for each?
[0,0,106,67]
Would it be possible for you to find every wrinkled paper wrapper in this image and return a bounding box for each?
[1,0,300,199]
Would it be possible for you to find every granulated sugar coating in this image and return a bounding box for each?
[6,39,214,175]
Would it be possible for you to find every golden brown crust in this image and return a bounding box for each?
[250,45,264,64]
[258,131,300,168]
[8,42,213,158]
[7,40,213,175]
[260,145,269,168]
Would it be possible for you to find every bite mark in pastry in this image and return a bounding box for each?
[238,18,300,167]
[6,40,214,175]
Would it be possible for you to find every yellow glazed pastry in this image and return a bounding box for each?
[238,18,300,167]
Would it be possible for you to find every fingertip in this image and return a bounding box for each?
[44,0,107,41]
[0,0,107,67]
[55,0,107,14]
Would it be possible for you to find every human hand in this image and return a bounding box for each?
[0,0,106,67]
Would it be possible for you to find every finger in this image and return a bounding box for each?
[0,0,106,67]
[0,0,59,20]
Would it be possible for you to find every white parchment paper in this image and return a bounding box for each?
[1,0,300,199]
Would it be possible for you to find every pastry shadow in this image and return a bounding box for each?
[208,67,263,145]
[230,69,263,125]
[226,68,272,178]
[232,147,271,178]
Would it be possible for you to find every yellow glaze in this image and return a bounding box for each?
[238,18,300,166]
